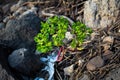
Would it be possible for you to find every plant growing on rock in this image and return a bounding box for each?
[34,16,92,53]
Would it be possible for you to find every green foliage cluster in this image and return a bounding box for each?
[34,16,92,53]
[70,22,92,48]
[34,16,68,53]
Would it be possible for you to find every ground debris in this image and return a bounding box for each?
[55,14,120,80]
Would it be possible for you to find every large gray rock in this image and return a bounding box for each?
[0,9,41,50]
[8,48,45,76]
[84,0,120,28]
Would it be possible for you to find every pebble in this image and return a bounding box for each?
[103,50,113,60]
[63,64,74,76]
[103,36,114,43]
[86,56,104,71]
[65,32,73,40]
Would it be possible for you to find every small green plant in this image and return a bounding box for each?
[70,22,92,49]
[34,16,68,53]
[34,16,92,53]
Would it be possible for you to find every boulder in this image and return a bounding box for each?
[84,0,120,28]
[0,8,41,50]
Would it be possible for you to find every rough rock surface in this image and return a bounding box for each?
[8,48,45,76]
[84,0,120,28]
[0,9,41,50]
[0,47,22,80]
[104,68,120,80]
[86,56,104,71]
[0,65,15,80]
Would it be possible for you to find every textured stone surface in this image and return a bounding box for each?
[86,56,104,71]
[104,68,120,80]
[8,48,45,76]
[63,64,74,76]
[0,9,41,49]
[0,47,21,80]
[0,65,15,80]
[84,0,120,28]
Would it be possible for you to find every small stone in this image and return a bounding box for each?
[63,64,74,76]
[78,59,84,66]
[79,74,90,80]
[87,56,104,71]
[90,32,99,40]
[103,36,114,43]
[118,29,120,33]
[65,32,73,41]
[10,4,20,12]
[102,44,111,51]
[103,50,113,60]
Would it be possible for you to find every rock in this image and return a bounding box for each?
[84,0,120,28]
[86,56,104,71]
[102,44,111,51]
[90,32,99,40]
[63,32,74,44]
[105,68,120,80]
[0,22,5,29]
[63,64,74,76]
[0,65,15,80]
[103,36,114,43]
[0,8,41,49]
[0,46,22,80]
[8,48,44,76]
[78,59,84,66]
[103,50,113,60]
[79,74,90,80]
[65,32,73,41]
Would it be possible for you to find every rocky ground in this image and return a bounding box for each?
[0,0,120,80]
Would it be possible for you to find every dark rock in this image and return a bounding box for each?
[0,65,15,80]
[86,56,104,71]
[8,48,45,76]
[0,46,22,80]
[105,68,120,80]
[0,10,41,50]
